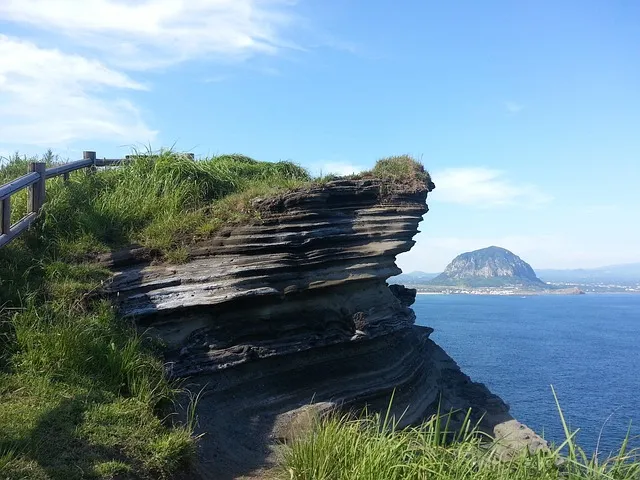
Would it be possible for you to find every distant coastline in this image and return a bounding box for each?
[413,287,640,296]
[412,286,585,296]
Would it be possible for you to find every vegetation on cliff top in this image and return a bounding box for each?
[0,150,311,263]
[0,150,428,479]
[354,154,435,193]
[283,398,640,480]
[0,152,430,264]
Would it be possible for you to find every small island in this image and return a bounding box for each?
[395,246,584,295]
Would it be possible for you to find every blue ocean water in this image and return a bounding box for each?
[413,294,640,455]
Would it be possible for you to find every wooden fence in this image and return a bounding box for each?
[0,150,194,249]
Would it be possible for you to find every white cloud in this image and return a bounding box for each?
[0,0,301,149]
[203,75,230,84]
[0,0,299,69]
[0,35,156,146]
[432,167,552,207]
[319,162,365,176]
[505,101,524,114]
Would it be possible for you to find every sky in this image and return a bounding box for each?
[1,0,639,272]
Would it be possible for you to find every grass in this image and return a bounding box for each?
[1,152,430,264]
[352,154,435,195]
[0,150,431,479]
[0,292,198,479]
[282,388,640,480]
[1,150,311,261]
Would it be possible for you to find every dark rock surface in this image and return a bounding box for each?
[101,179,544,479]
[389,283,417,306]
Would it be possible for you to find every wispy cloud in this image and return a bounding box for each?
[319,162,365,176]
[202,75,230,84]
[0,0,299,70]
[580,204,620,215]
[432,167,552,207]
[0,0,302,149]
[505,101,524,114]
[0,35,155,146]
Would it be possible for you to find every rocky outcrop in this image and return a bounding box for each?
[101,178,544,479]
[431,245,546,287]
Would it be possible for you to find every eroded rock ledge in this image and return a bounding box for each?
[102,178,544,479]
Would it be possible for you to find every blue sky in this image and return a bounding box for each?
[1,1,639,272]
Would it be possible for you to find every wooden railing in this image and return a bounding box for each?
[0,150,194,249]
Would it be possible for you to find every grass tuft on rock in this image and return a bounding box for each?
[353,154,435,193]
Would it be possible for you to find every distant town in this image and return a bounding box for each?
[414,285,585,295]
[412,283,640,296]
[545,281,640,294]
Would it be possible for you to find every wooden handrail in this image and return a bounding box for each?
[45,159,94,179]
[0,172,41,200]
[0,150,193,249]
[0,213,37,249]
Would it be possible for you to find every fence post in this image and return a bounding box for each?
[84,151,97,173]
[28,162,46,213]
[1,197,10,234]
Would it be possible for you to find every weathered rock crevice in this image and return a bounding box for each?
[101,177,544,479]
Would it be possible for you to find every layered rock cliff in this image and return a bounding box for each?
[100,174,544,479]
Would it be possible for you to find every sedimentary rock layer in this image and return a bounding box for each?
[102,177,544,479]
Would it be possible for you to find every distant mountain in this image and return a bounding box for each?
[537,263,640,285]
[391,271,439,284]
[429,246,547,288]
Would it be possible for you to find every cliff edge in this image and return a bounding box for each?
[101,167,544,478]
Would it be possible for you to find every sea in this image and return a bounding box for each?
[413,294,640,456]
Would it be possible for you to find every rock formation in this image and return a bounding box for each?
[431,245,547,287]
[101,176,544,479]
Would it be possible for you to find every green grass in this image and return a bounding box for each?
[352,154,435,194]
[0,150,431,479]
[282,389,640,480]
[0,292,198,479]
[1,152,429,265]
[1,150,311,261]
